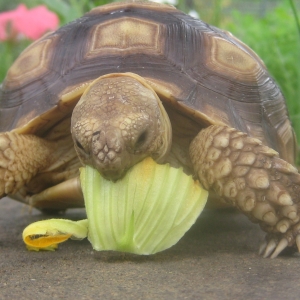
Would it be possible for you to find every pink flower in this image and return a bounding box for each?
[0,4,59,41]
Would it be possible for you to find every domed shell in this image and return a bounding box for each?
[0,1,296,163]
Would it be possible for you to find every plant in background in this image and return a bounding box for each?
[42,0,112,24]
[0,3,59,81]
[0,4,58,41]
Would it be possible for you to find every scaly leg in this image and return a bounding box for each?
[189,125,300,258]
[0,132,54,198]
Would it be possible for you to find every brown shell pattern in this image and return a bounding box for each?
[0,1,296,163]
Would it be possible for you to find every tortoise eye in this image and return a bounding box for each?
[135,130,148,148]
[75,139,85,151]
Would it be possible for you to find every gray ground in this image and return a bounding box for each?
[1,197,300,300]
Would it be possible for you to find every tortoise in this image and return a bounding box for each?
[1,0,300,258]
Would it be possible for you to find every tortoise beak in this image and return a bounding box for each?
[98,168,126,182]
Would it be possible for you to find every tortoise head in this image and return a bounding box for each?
[71,73,172,180]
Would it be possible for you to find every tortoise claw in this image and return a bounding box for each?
[270,238,289,258]
[258,241,267,256]
[296,235,300,253]
[260,237,289,258]
[260,234,292,258]
[262,239,277,258]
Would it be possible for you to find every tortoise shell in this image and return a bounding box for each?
[0,1,296,164]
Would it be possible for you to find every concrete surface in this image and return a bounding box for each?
[1,197,300,300]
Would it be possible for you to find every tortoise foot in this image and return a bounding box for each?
[190,125,300,257]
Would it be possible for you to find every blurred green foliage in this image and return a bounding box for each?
[40,0,112,24]
[0,0,110,14]
[0,0,300,147]
[223,1,300,143]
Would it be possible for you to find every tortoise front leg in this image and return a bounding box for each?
[0,132,54,198]
[189,125,300,258]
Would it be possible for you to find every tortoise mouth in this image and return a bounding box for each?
[91,156,126,181]
[99,169,127,182]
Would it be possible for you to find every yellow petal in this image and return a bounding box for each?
[23,219,88,251]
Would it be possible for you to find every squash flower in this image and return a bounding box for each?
[0,4,59,41]
[23,158,208,254]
